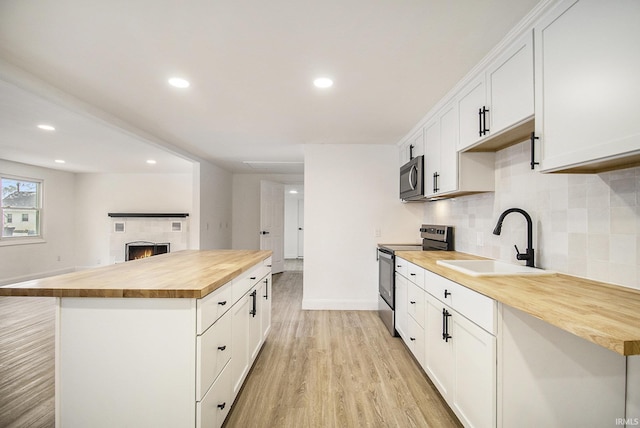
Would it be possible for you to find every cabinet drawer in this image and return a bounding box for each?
[197,282,233,334]
[233,265,269,302]
[424,269,496,335]
[454,284,496,335]
[197,359,232,428]
[424,269,455,306]
[407,315,425,367]
[407,262,425,289]
[196,310,232,401]
[407,282,425,328]
[395,257,408,278]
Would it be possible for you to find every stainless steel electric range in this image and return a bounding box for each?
[377,224,453,336]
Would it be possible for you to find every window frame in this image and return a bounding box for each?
[1,174,44,245]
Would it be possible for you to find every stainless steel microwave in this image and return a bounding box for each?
[400,155,425,201]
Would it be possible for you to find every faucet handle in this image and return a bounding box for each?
[514,245,529,261]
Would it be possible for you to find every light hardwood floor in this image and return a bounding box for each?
[224,271,461,427]
[0,296,55,428]
[0,266,459,428]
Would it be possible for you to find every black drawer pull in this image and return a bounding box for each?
[410,337,416,341]
[217,345,226,351]
[217,402,226,410]
[250,276,257,280]
[444,290,451,298]
[410,301,416,304]
[218,301,227,306]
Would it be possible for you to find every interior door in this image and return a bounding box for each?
[260,180,284,274]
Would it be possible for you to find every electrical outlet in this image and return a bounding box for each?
[375,228,381,238]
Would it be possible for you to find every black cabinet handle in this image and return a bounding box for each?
[442,308,452,342]
[530,132,540,170]
[479,106,490,136]
[433,172,440,193]
[250,290,257,317]
[217,402,226,410]
[410,301,416,304]
[409,144,414,160]
[263,278,269,299]
[410,273,416,276]
[250,276,257,280]
[218,301,227,306]
[410,337,416,342]
[217,345,226,351]
[444,289,451,298]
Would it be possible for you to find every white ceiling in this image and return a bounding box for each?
[0,0,540,174]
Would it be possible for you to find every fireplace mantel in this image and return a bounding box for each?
[108,213,189,218]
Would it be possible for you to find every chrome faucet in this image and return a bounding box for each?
[493,208,535,267]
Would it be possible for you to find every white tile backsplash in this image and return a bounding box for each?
[423,140,640,290]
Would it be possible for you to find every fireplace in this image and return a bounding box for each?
[125,241,170,261]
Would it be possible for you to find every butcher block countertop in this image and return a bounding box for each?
[0,250,272,299]
[396,250,640,356]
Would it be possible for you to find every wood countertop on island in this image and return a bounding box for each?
[396,250,640,356]
[0,250,272,299]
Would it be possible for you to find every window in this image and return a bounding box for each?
[1,176,43,240]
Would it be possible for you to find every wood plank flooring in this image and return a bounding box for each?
[0,265,460,428]
[0,296,55,428]
[224,271,461,427]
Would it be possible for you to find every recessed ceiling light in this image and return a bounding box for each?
[313,77,333,88]
[168,77,190,88]
[146,159,157,165]
[37,124,56,131]
[55,159,65,164]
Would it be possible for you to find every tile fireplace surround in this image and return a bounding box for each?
[108,214,189,264]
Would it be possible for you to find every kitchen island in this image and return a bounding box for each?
[0,249,273,428]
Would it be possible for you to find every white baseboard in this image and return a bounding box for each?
[301,298,378,311]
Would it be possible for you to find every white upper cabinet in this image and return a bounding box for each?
[486,31,534,138]
[458,31,534,152]
[424,101,494,198]
[535,0,640,173]
[399,127,425,166]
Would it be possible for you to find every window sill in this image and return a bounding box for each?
[0,237,46,247]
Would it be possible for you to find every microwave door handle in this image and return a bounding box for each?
[408,165,416,190]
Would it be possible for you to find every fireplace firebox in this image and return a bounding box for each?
[125,241,170,261]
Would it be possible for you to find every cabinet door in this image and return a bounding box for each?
[451,311,496,428]
[457,75,486,151]
[487,31,534,134]
[407,315,425,368]
[197,360,232,428]
[438,103,458,194]
[261,275,272,341]
[395,273,409,341]
[248,285,262,362]
[231,293,250,399]
[536,0,640,172]
[424,117,440,196]
[424,294,454,399]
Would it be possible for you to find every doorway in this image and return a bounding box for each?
[284,184,304,272]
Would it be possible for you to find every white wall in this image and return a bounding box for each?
[74,172,193,267]
[0,159,77,284]
[231,173,303,250]
[303,144,424,310]
[195,161,233,250]
[424,140,640,290]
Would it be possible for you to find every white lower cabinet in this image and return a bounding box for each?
[451,308,496,428]
[421,268,497,428]
[197,360,232,428]
[395,272,409,341]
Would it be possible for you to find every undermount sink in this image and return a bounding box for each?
[436,259,554,277]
